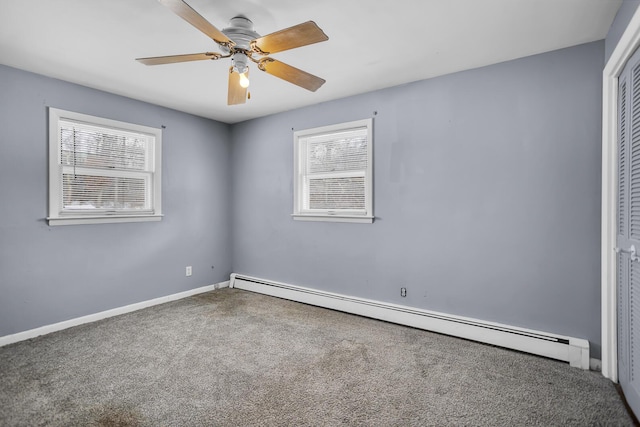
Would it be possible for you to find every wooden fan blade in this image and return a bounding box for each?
[258,58,325,92]
[228,67,248,105]
[251,21,328,55]
[158,0,234,47]
[136,52,221,65]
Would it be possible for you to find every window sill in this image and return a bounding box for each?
[291,214,374,224]
[47,214,163,226]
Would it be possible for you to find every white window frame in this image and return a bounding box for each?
[293,118,373,223]
[47,108,162,226]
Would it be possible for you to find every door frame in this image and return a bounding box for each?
[603,7,640,382]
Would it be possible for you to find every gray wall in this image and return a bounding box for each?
[0,64,232,337]
[231,42,604,358]
[605,0,640,63]
[0,40,607,359]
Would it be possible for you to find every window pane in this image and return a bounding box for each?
[307,134,367,174]
[308,177,365,210]
[62,173,148,211]
[60,121,148,172]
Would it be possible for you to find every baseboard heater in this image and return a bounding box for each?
[230,274,590,370]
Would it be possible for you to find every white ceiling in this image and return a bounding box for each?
[0,0,622,124]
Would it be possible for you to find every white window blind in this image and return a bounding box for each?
[293,119,373,223]
[48,108,162,226]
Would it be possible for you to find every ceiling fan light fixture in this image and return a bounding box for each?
[239,72,250,88]
[231,52,249,73]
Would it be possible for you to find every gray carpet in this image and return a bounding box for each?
[0,288,634,426]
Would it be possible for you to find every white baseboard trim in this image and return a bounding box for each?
[0,280,229,347]
[590,358,602,372]
[230,274,591,370]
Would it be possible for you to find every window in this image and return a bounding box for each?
[293,118,373,223]
[48,108,162,226]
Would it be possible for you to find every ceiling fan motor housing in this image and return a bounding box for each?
[221,17,260,51]
[221,16,260,74]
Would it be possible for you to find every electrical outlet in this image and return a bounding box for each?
[401,287,407,297]
[186,266,192,277]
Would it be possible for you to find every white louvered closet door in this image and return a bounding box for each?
[618,47,640,419]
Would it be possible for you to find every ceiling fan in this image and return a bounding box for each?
[137,0,329,105]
